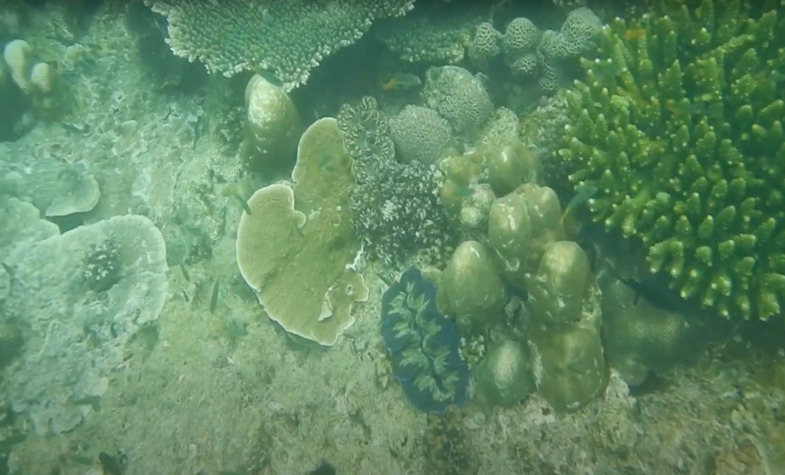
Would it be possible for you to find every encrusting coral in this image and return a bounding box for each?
[559,0,785,320]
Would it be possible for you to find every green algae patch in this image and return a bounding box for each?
[236,118,368,346]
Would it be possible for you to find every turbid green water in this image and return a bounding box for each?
[1,1,784,474]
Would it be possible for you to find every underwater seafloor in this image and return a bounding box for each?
[1,1,785,474]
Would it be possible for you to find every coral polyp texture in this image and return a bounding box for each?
[148,0,415,91]
[559,0,785,320]
[381,267,469,413]
[338,97,452,264]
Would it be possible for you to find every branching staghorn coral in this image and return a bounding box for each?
[559,0,785,320]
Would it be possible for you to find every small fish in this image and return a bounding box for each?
[665,99,723,118]
[180,263,190,281]
[70,395,101,411]
[623,28,646,40]
[620,276,679,312]
[377,272,394,287]
[98,451,124,475]
[233,192,252,215]
[1,262,14,277]
[60,121,89,134]
[256,69,283,88]
[560,183,598,225]
[380,72,421,92]
[210,279,220,314]
[308,461,336,475]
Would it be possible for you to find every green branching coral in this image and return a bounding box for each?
[559,0,785,320]
[148,0,414,91]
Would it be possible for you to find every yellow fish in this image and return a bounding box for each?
[380,72,422,92]
[560,183,598,225]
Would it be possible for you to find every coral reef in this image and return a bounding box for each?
[424,408,477,474]
[148,0,415,91]
[236,118,368,346]
[381,267,469,413]
[539,7,602,60]
[487,183,564,288]
[374,3,483,65]
[434,128,606,412]
[1,36,65,139]
[5,3,785,474]
[0,158,99,218]
[467,22,501,69]
[389,104,452,165]
[438,110,543,236]
[599,271,704,386]
[338,97,453,264]
[82,237,122,293]
[466,7,601,94]
[337,96,395,174]
[474,340,536,407]
[436,240,507,330]
[420,65,493,138]
[0,197,167,434]
[527,241,607,412]
[241,73,302,174]
[559,0,785,319]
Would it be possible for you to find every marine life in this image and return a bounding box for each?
[209,279,220,314]
[381,267,469,413]
[622,28,645,40]
[232,192,252,215]
[560,182,598,225]
[380,72,422,91]
[179,262,190,281]
[98,450,124,475]
[664,99,723,118]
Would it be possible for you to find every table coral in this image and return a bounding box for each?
[559,0,785,320]
[148,0,414,91]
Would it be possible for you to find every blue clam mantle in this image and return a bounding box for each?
[381,267,469,413]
